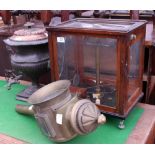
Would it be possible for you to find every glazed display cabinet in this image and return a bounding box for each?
[47,18,147,127]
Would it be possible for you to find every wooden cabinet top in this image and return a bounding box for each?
[47,18,147,35]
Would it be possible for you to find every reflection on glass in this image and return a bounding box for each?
[57,35,117,107]
[128,40,141,98]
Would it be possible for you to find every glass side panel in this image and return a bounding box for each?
[57,36,77,81]
[56,35,117,107]
[128,40,141,98]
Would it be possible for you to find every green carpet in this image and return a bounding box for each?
[0,80,144,144]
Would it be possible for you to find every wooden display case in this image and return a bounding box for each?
[47,18,147,121]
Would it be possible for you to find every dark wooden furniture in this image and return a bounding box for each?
[130,10,139,20]
[40,11,53,26]
[79,10,154,22]
[40,10,70,25]
[142,22,155,105]
[47,19,147,124]
[0,11,11,25]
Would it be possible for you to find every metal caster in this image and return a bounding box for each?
[118,120,125,129]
